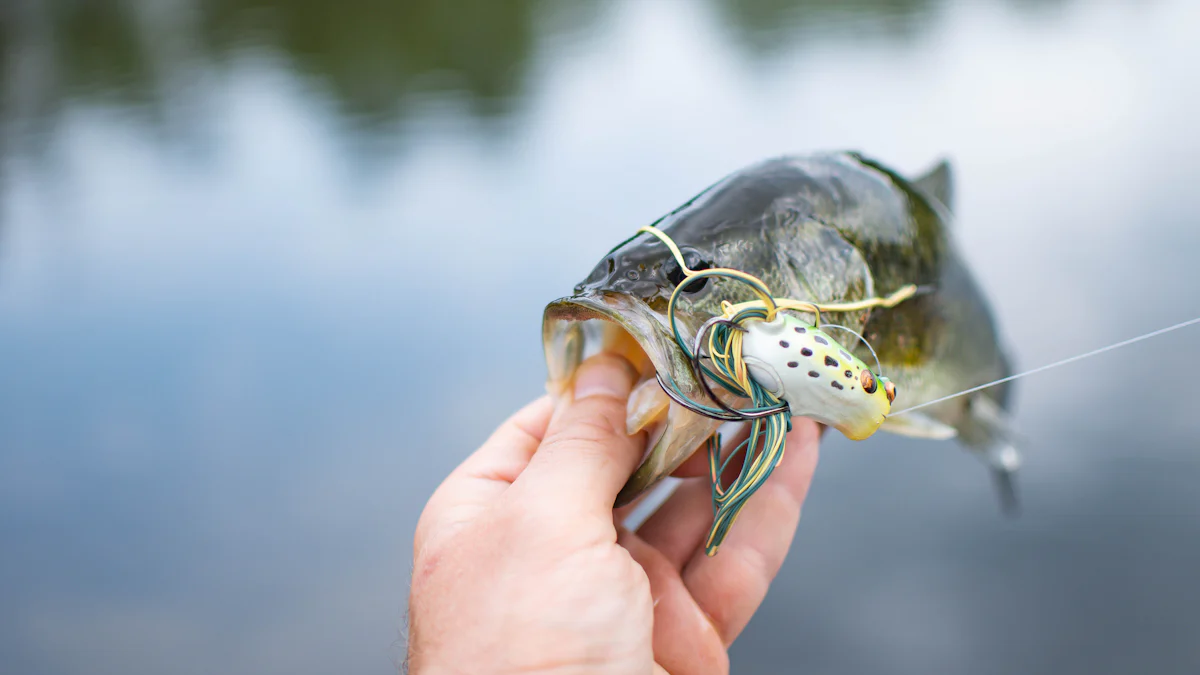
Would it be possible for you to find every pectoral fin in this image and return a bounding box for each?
[881,411,959,440]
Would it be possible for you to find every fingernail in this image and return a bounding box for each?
[573,354,637,401]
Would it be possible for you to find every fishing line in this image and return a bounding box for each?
[891,315,1200,416]
[819,323,884,377]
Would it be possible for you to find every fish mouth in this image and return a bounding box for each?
[543,291,734,506]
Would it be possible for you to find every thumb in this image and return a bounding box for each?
[514,353,644,518]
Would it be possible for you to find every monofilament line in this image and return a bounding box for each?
[890,316,1200,416]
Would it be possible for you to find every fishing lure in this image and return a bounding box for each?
[639,225,916,553]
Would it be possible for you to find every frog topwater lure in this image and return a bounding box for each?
[639,225,915,553]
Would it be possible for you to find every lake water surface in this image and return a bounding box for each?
[2,1,1200,673]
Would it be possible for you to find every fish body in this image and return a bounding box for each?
[543,152,1017,506]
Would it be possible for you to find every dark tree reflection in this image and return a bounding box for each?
[709,0,940,54]
[196,0,542,124]
[0,0,1075,154]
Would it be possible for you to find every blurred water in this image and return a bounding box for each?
[2,0,1199,673]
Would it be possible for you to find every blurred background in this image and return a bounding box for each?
[2,0,1199,673]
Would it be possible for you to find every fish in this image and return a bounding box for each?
[542,151,1019,509]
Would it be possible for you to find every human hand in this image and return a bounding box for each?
[407,353,821,674]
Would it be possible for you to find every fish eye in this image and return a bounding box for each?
[665,248,712,293]
[860,369,878,394]
[884,381,897,403]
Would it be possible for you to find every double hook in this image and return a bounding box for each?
[655,315,790,422]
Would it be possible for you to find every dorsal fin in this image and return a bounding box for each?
[913,159,954,213]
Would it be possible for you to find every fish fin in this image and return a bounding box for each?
[963,394,1024,516]
[991,464,1021,517]
[970,395,1026,451]
[913,159,954,213]
[982,442,1022,516]
[880,411,959,440]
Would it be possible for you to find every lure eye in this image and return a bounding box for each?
[884,381,896,403]
[665,248,712,293]
[860,369,878,394]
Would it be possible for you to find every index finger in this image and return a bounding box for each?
[415,396,554,552]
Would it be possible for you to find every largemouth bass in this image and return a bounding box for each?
[543,152,1018,507]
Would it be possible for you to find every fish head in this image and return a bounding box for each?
[544,227,750,506]
[543,158,882,505]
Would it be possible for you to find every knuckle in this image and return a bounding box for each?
[629,563,653,600]
[544,404,622,448]
[729,545,773,596]
[500,493,550,526]
[504,491,575,533]
[538,432,618,473]
[410,544,445,592]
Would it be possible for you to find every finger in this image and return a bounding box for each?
[618,529,730,675]
[616,476,689,534]
[457,396,555,485]
[514,353,643,519]
[415,396,554,552]
[613,489,651,526]
[671,423,750,478]
[681,418,821,646]
[635,477,716,569]
[641,425,756,568]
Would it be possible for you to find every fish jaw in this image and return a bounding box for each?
[542,291,727,506]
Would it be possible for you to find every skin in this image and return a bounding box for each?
[408,353,821,674]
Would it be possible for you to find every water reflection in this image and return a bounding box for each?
[196,0,551,123]
[3,0,568,153]
[4,0,1080,152]
[1,0,1199,673]
[709,0,942,51]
